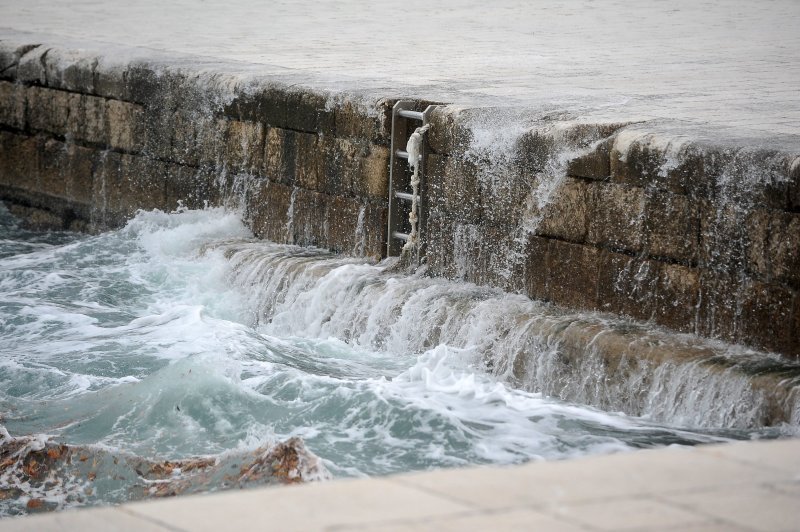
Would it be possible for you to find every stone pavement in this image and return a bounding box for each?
[1,438,798,531]
[2,0,799,137]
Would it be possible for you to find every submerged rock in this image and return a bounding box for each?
[0,427,329,516]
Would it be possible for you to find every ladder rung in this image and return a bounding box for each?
[395,149,409,159]
[398,109,424,121]
[394,191,415,202]
[392,231,410,241]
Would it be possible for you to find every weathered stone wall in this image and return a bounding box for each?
[0,42,392,258]
[426,108,800,358]
[1,41,799,359]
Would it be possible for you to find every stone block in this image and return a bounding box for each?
[356,145,390,200]
[0,44,41,81]
[586,182,644,253]
[651,263,700,333]
[43,49,97,93]
[448,224,524,292]
[524,235,551,302]
[290,187,327,248]
[546,240,601,311]
[263,127,295,185]
[323,137,368,198]
[696,271,740,342]
[294,132,325,192]
[15,45,49,85]
[26,85,80,136]
[285,90,335,134]
[107,99,144,152]
[427,154,483,224]
[225,120,265,174]
[699,201,750,274]
[222,85,289,128]
[789,156,800,211]
[535,177,590,243]
[609,131,707,196]
[168,111,200,166]
[428,107,470,155]
[73,94,108,145]
[478,165,532,230]
[597,251,659,322]
[0,81,26,129]
[424,214,456,278]
[0,132,38,189]
[93,64,128,100]
[164,164,211,211]
[566,137,611,179]
[327,195,362,253]
[791,294,800,359]
[248,180,292,243]
[38,138,94,204]
[746,210,800,289]
[123,64,161,105]
[360,202,388,259]
[93,152,167,223]
[736,280,795,354]
[334,99,390,144]
[7,202,71,231]
[642,189,699,263]
[194,118,229,167]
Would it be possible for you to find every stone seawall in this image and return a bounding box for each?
[1,39,799,359]
[0,41,393,258]
[426,109,800,358]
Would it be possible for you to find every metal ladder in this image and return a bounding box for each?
[386,101,437,258]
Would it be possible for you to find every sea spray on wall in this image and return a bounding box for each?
[426,106,625,291]
[607,124,798,348]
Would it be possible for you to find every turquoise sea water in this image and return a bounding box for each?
[0,206,781,516]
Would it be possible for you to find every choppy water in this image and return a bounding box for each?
[0,205,792,516]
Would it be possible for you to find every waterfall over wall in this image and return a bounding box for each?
[216,240,800,431]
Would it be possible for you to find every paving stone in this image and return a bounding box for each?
[0,507,170,532]
[658,484,800,532]
[553,497,709,531]
[125,477,470,532]
[338,508,586,532]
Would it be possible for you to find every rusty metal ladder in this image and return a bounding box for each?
[386,101,437,258]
